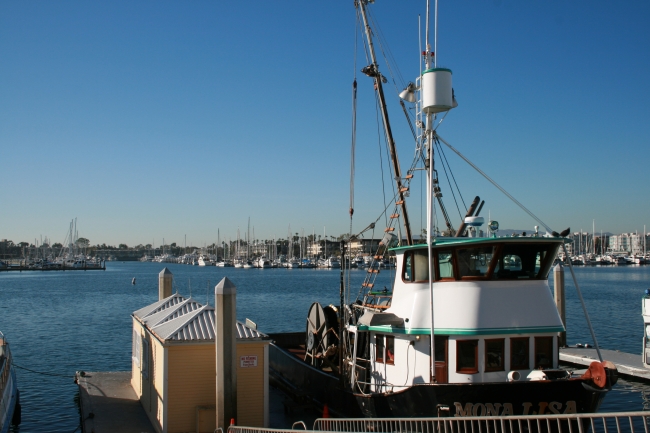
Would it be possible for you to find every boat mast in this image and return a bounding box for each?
[357,0,413,245]
[425,0,437,384]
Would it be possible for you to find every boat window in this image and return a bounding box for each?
[375,334,384,363]
[484,339,505,372]
[534,336,554,369]
[375,334,394,365]
[493,243,559,280]
[456,339,478,374]
[402,250,430,283]
[403,253,412,281]
[457,246,497,279]
[386,336,395,365]
[437,251,455,280]
[510,337,530,370]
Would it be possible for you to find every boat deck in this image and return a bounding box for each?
[559,347,650,381]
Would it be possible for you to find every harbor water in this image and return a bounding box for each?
[0,262,649,432]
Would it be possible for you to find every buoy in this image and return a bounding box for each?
[132,277,136,285]
[322,404,329,418]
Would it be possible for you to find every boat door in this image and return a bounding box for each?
[434,336,448,384]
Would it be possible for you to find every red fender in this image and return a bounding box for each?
[582,361,607,388]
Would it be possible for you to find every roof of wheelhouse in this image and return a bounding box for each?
[133,293,268,343]
[390,236,569,252]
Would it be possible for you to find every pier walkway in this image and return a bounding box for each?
[560,347,650,381]
[75,371,318,433]
[75,371,155,433]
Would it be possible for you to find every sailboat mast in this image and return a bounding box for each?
[357,0,413,245]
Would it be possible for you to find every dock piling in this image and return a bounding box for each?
[554,263,566,347]
[215,277,237,430]
[158,267,173,300]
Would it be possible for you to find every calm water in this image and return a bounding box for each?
[0,263,649,431]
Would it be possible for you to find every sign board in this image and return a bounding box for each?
[240,355,258,368]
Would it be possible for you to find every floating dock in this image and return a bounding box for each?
[75,371,156,433]
[560,347,650,381]
[75,371,317,433]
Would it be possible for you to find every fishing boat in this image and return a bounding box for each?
[268,0,617,418]
[0,332,20,433]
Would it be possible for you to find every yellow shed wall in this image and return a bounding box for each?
[167,344,216,433]
[236,343,267,427]
[131,318,166,433]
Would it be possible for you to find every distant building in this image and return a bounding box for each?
[131,294,270,432]
[608,233,650,254]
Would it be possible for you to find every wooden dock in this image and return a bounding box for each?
[560,347,650,381]
[75,371,316,432]
[75,371,156,433]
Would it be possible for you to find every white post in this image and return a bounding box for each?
[553,264,566,347]
[215,277,237,428]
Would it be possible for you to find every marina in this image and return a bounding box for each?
[1,0,649,431]
[0,263,649,431]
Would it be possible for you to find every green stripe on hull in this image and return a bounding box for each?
[357,325,565,335]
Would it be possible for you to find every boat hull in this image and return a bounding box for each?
[269,334,608,418]
[354,379,606,418]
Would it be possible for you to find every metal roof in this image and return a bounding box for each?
[133,294,269,343]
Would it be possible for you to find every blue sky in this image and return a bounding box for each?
[1,1,649,247]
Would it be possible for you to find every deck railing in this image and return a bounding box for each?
[228,412,650,433]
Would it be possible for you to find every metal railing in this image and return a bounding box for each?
[312,412,650,433]
[227,412,650,433]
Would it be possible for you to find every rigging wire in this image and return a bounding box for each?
[435,137,467,212]
[434,139,463,222]
[436,134,553,233]
[348,10,361,306]
[366,8,407,94]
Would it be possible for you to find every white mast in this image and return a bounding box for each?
[425,0,437,383]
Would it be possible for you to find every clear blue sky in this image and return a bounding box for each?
[1,1,649,247]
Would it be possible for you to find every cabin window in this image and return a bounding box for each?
[132,330,141,368]
[493,244,558,280]
[457,246,497,278]
[437,251,455,279]
[510,337,530,370]
[403,250,430,283]
[456,340,478,373]
[375,335,395,365]
[386,336,395,365]
[535,337,554,369]
[404,254,412,281]
[485,339,505,372]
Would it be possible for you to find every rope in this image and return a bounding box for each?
[13,362,72,378]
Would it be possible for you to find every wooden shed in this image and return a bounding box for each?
[131,294,270,433]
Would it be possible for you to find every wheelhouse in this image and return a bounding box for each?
[351,237,566,393]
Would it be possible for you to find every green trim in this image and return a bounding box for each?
[390,236,570,253]
[423,67,452,74]
[357,325,565,335]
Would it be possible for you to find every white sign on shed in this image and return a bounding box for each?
[240,355,258,368]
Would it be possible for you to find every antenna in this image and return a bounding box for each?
[434,0,438,68]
